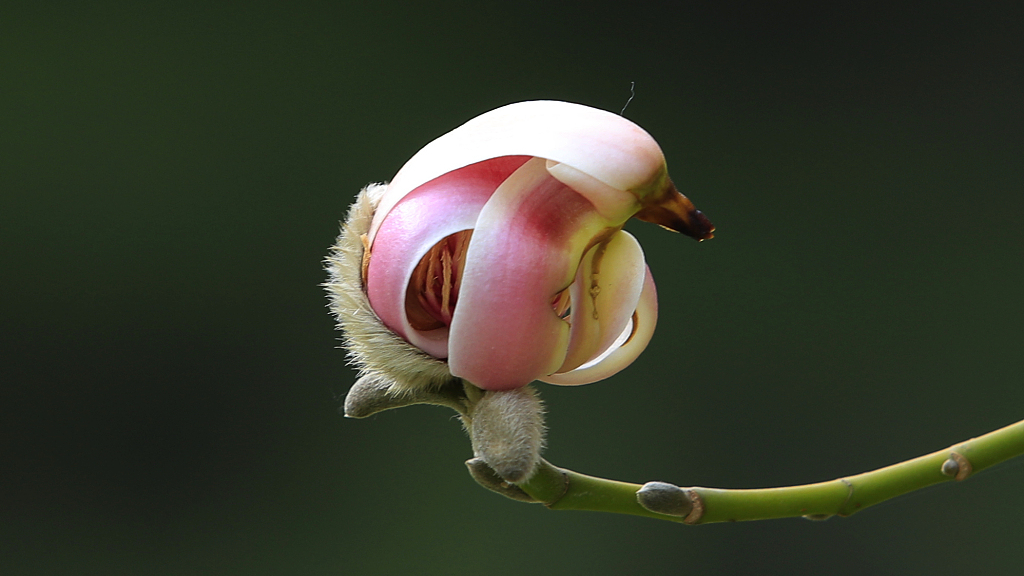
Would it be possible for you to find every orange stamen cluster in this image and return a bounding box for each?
[407,231,472,330]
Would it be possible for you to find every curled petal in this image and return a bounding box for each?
[366,157,529,357]
[447,158,608,391]
[368,100,668,244]
[540,266,658,386]
[556,230,646,374]
[544,160,639,222]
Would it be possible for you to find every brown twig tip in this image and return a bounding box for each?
[942,452,973,481]
[636,482,693,517]
[634,179,715,241]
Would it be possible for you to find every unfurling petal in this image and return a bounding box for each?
[368,100,669,246]
[366,157,529,358]
[554,230,646,375]
[448,158,608,390]
[540,266,658,386]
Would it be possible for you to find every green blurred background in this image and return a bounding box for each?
[3,2,1023,574]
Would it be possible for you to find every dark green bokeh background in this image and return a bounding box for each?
[3,2,1023,574]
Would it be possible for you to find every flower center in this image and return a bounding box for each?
[405,229,577,332]
[406,231,472,331]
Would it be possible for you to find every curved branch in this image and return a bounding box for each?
[496,419,1024,524]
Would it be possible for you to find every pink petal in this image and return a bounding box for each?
[368,101,667,245]
[447,158,610,391]
[545,160,639,223]
[366,156,529,358]
[540,266,658,386]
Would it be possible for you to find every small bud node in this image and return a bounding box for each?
[944,452,973,481]
[940,458,959,478]
[637,481,693,518]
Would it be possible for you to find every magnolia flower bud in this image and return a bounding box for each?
[327,100,712,394]
[325,101,713,481]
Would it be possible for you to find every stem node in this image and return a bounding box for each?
[683,489,705,524]
[943,452,973,481]
[636,482,692,517]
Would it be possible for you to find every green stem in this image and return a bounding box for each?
[516,419,1024,524]
[517,458,686,522]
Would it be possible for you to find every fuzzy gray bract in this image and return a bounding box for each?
[324,184,456,394]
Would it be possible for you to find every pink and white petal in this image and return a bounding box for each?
[368,101,667,244]
[366,157,529,358]
[447,158,608,391]
[556,230,646,373]
[540,266,658,386]
[545,160,639,223]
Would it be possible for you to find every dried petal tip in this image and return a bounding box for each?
[635,180,715,240]
[636,481,693,517]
